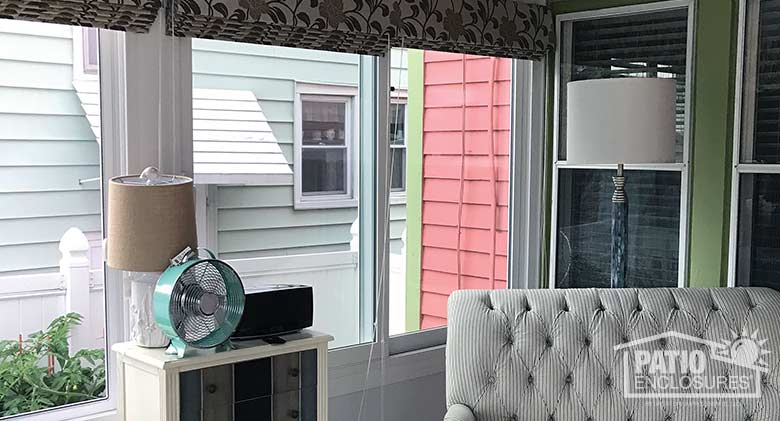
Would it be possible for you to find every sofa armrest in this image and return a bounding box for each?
[444,404,476,421]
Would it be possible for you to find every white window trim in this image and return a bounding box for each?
[72,26,99,81]
[294,83,359,210]
[728,0,775,286]
[549,0,696,289]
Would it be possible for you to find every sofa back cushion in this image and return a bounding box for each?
[446,288,780,420]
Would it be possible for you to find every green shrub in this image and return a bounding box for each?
[0,313,105,417]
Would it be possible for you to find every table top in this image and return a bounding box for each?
[113,330,333,372]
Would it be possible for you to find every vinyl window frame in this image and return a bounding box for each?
[294,83,359,210]
[727,0,780,286]
[549,0,696,290]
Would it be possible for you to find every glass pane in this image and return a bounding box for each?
[736,173,780,287]
[391,148,406,191]
[192,40,371,348]
[0,19,107,416]
[390,103,406,145]
[302,101,346,146]
[556,169,681,288]
[388,48,511,336]
[559,8,689,161]
[302,148,346,195]
[741,0,780,163]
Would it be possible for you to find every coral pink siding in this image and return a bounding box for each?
[419,52,511,329]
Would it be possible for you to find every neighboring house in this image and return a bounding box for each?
[409,52,512,330]
[0,26,409,275]
[0,21,102,275]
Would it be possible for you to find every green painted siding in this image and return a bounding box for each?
[404,49,423,332]
[548,0,738,288]
[193,39,408,259]
[0,22,101,275]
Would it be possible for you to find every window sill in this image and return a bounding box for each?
[389,193,407,205]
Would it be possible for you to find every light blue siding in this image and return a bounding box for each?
[0,23,100,274]
[193,39,408,258]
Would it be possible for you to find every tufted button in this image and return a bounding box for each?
[659,338,667,348]
[506,335,514,345]
[712,303,719,311]
[565,374,573,384]
[597,303,605,312]
[636,304,643,312]
[622,335,630,344]
[508,416,518,421]
[672,302,679,310]
[664,415,672,421]
[745,416,753,421]
[527,374,534,385]
[583,337,591,347]
[762,373,769,386]
[548,416,554,421]
[604,376,613,387]
[545,337,553,347]
[525,303,532,312]
[487,375,496,385]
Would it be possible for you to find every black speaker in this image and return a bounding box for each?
[231,284,313,340]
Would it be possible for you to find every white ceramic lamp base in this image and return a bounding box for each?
[125,272,169,348]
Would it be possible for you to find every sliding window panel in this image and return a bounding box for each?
[556,170,681,288]
[191,40,375,349]
[388,48,511,336]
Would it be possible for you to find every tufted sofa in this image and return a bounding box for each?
[445,288,780,421]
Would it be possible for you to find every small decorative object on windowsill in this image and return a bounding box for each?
[107,167,198,348]
[566,78,677,288]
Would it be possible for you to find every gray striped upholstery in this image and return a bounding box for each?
[445,288,780,421]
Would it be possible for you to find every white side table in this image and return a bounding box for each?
[113,331,332,421]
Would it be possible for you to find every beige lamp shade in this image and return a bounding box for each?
[107,168,198,272]
[566,78,677,165]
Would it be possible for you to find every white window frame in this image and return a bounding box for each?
[389,98,408,203]
[8,27,126,421]
[72,26,99,80]
[727,0,780,286]
[549,0,696,289]
[294,83,359,210]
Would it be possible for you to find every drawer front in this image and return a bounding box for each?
[273,353,301,394]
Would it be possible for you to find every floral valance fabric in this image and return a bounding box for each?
[0,0,161,32]
[169,0,554,60]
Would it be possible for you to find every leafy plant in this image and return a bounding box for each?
[0,313,105,417]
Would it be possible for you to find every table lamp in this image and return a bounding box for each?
[566,78,677,288]
[107,167,198,347]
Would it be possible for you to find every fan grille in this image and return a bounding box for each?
[169,260,240,344]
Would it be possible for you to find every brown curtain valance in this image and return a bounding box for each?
[169,0,554,60]
[0,0,161,32]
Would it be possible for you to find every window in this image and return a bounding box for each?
[191,40,374,349]
[387,48,512,340]
[731,0,780,288]
[390,102,407,193]
[552,3,691,288]
[0,18,112,418]
[295,84,358,209]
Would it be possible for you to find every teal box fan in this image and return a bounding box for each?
[153,247,245,358]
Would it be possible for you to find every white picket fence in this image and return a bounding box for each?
[0,228,105,352]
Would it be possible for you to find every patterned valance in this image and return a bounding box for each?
[0,0,161,32]
[168,0,554,60]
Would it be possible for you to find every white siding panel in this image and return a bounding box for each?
[217,186,295,208]
[0,242,61,273]
[0,114,94,140]
[0,19,72,38]
[0,166,99,192]
[0,214,101,246]
[194,163,292,175]
[218,207,357,231]
[0,32,72,64]
[0,191,100,219]
[0,61,73,89]
[218,224,353,253]
[193,74,294,102]
[194,130,280,142]
[194,141,283,153]
[0,86,83,115]
[0,140,98,166]
[193,152,288,164]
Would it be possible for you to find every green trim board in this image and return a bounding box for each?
[546,0,738,288]
[404,49,424,332]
